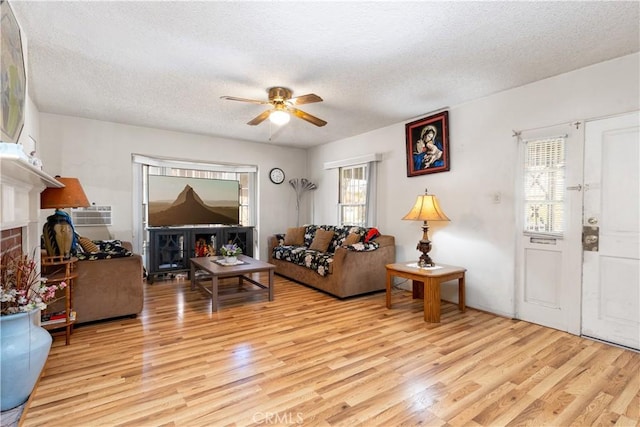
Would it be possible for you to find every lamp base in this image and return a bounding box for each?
[417,239,434,267]
[53,222,73,259]
[42,213,74,259]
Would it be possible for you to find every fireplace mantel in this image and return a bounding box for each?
[1,153,62,256]
[1,155,62,189]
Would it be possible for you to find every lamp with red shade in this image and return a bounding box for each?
[40,177,90,259]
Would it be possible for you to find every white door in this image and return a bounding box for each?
[515,124,584,334]
[581,112,640,350]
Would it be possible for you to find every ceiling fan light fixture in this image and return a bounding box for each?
[222,86,326,127]
[269,109,290,126]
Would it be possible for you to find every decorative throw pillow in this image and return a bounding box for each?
[284,226,305,246]
[364,227,381,243]
[78,236,99,253]
[309,229,334,252]
[343,232,361,246]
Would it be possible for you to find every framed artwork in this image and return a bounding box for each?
[405,110,450,177]
[1,0,26,144]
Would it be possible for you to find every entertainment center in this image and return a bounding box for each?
[146,225,254,283]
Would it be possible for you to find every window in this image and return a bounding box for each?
[339,164,368,226]
[324,153,380,227]
[523,137,565,235]
[132,155,257,258]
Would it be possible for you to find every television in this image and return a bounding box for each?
[147,175,240,227]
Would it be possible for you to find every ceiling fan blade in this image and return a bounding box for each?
[220,95,270,105]
[289,93,323,105]
[288,107,327,127]
[247,109,271,126]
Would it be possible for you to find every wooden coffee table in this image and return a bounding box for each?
[190,255,275,312]
[386,262,466,322]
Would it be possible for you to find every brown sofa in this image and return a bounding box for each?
[267,225,395,298]
[72,241,144,323]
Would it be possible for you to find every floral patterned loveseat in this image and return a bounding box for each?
[267,225,395,298]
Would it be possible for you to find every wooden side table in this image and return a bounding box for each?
[41,256,78,345]
[386,262,466,322]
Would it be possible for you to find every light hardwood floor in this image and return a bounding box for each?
[23,274,639,426]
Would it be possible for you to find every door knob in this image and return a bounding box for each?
[587,217,598,225]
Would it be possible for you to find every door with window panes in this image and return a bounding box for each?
[515,124,583,334]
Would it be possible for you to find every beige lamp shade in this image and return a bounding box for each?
[41,177,91,209]
[402,190,449,267]
[402,193,450,222]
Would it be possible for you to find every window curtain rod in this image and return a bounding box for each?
[132,153,257,173]
[513,109,640,139]
[512,120,581,138]
[517,133,569,144]
[323,153,382,170]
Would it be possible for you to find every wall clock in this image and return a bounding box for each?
[269,167,285,184]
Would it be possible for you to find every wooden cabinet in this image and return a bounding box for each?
[146,226,254,283]
[40,256,77,345]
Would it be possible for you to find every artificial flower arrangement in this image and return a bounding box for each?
[219,244,242,257]
[289,178,318,226]
[0,252,66,315]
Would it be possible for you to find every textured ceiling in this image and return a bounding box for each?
[10,1,640,148]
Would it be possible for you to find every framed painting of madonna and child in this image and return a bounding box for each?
[405,111,450,177]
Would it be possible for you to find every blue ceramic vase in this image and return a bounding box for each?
[0,310,52,411]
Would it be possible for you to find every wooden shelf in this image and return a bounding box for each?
[41,310,76,329]
[40,256,77,345]
[41,270,78,283]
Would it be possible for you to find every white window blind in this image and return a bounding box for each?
[523,137,566,236]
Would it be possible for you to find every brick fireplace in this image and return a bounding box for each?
[1,227,23,259]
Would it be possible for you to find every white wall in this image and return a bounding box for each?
[37,114,308,260]
[308,53,640,317]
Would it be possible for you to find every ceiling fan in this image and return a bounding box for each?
[221,87,327,127]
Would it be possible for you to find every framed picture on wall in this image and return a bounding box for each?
[405,110,450,177]
[0,0,26,144]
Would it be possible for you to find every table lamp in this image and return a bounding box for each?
[41,177,90,259]
[402,189,450,267]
